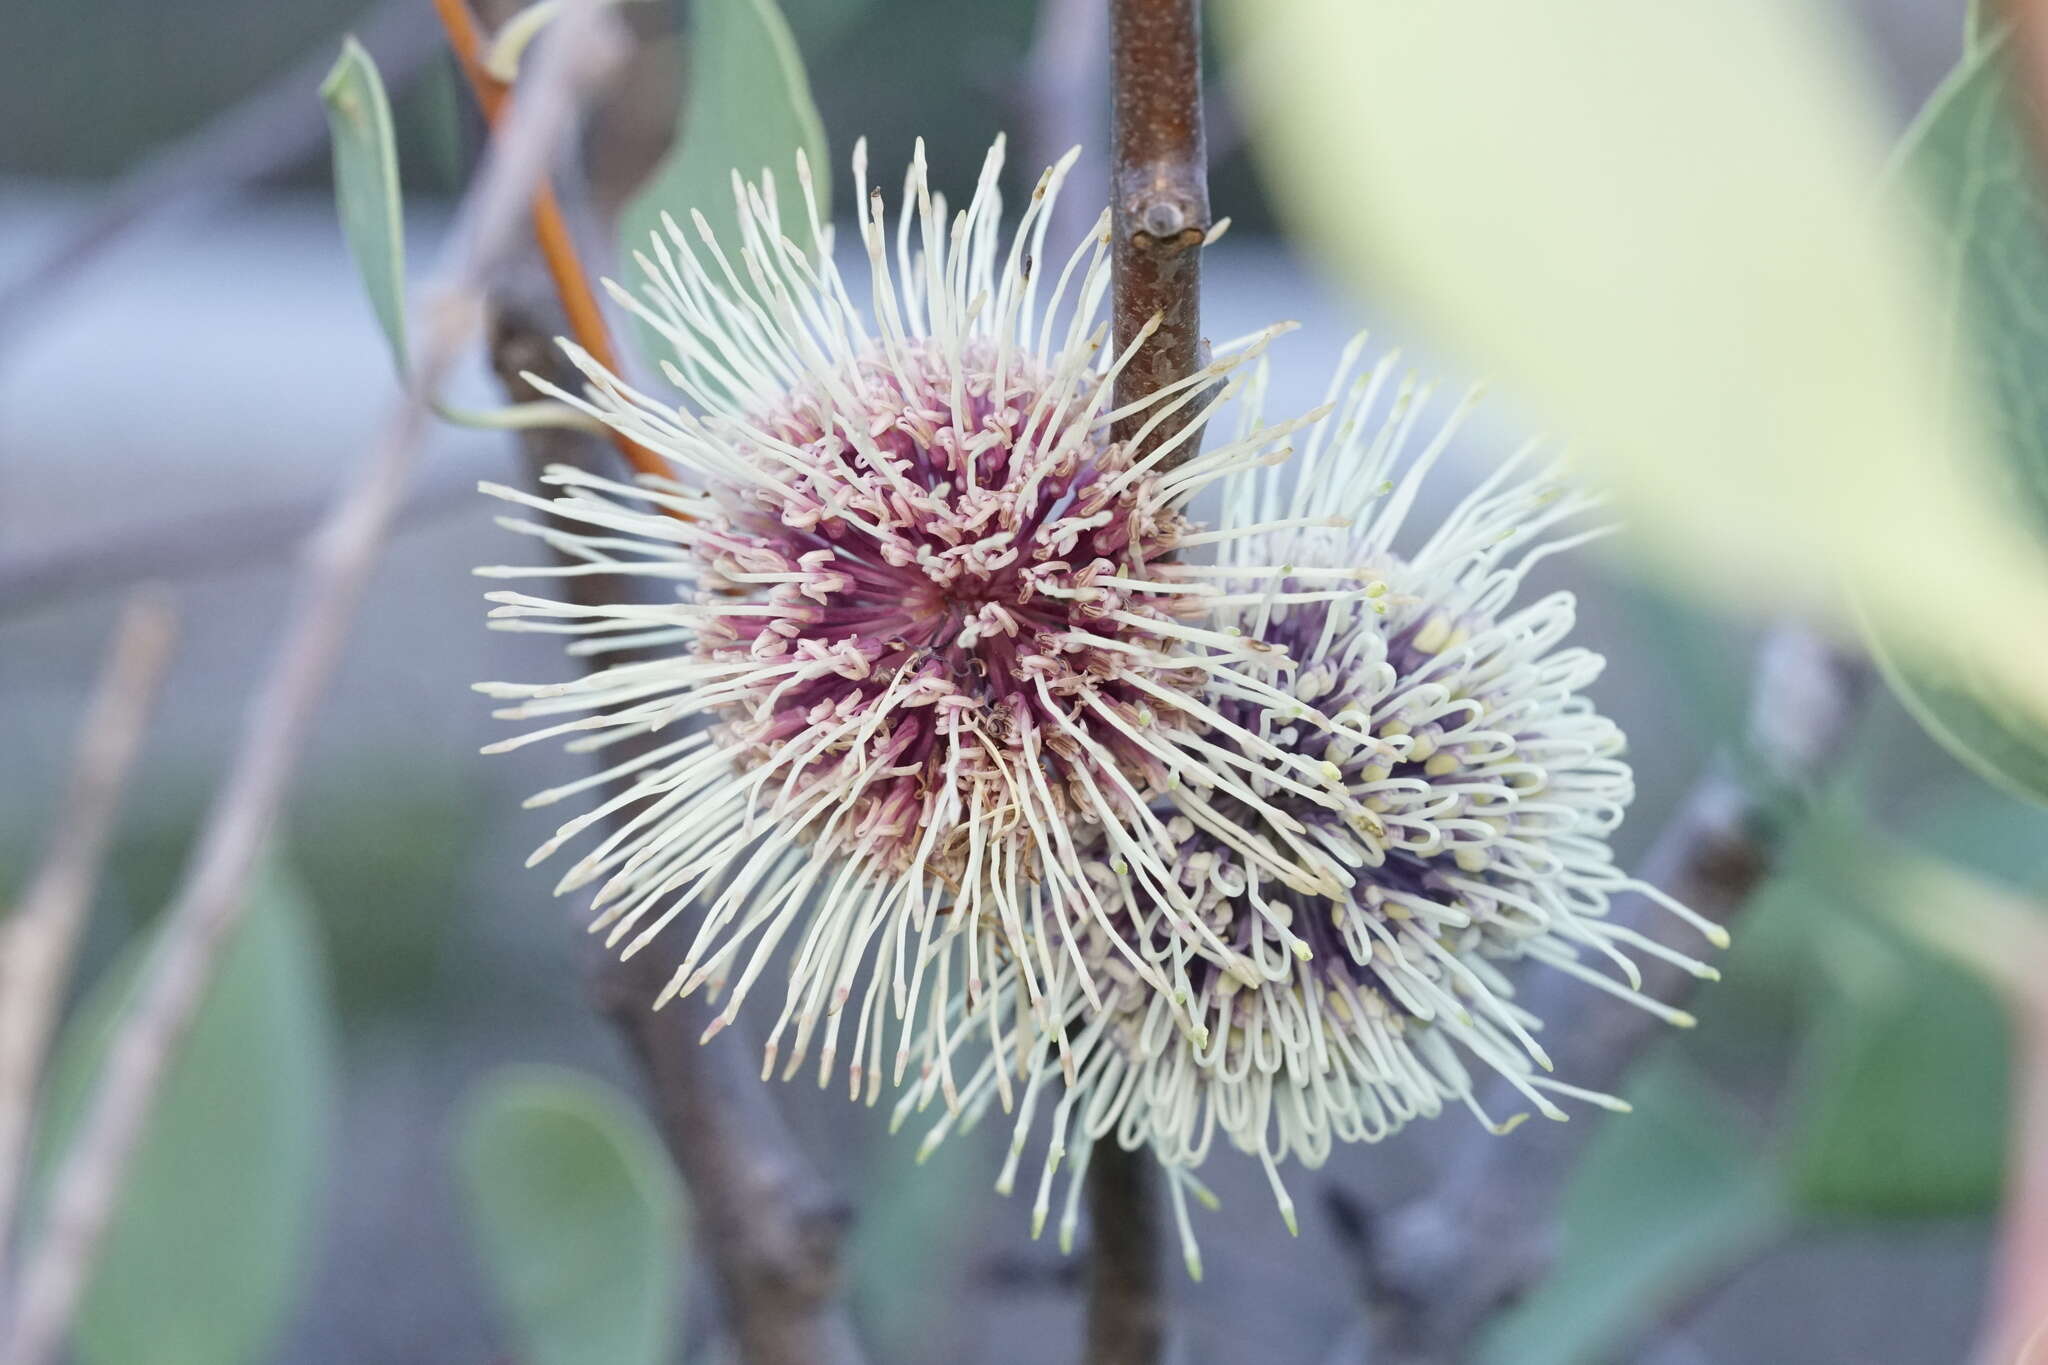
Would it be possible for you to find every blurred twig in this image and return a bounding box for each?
[0,466,481,621]
[0,594,178,1276]
[598,950,866,1365]
[0,11,627,1362]
[1342,626,1871,1365]
[0,0,442,360]
[1981,976,2048,1365]
[484,277,867,1365]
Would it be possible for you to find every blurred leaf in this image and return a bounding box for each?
[34,863,335,1365]
[1476,1055,1789,1365]
[1486,804,2020,1361]
[394,54,467,196]
[848,1108,982,1361]
[1870,34,2048,805]
[617,0,827,366]
[1789,912,2008,1216]
[1224,0,2048,747]
[1909,779,2048,895]
[322,35,410,369]
[1882,839,2048,1010]
[1874,843,2048,1360]
[291,770,479,1022]
[778,0,875,50]
[1764,814,2013,1218]
[456,1066,686,1365]
[1481,830,1840,1365]
[1662,856,1826,1101]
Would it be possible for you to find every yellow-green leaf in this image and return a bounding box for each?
[1870,33,2048,804]
[1223,0,2048,748]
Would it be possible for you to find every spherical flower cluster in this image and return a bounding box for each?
[893,343,1723,1273]
[474,139,1367,1091]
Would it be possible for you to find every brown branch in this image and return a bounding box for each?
[0,12,628,1362]
[1084,0,1210,1358]
[487,270,866,1365]
[0,0,442,359]
[600,950,865,1365]
[1083,1142,1166,1365]
[1346,626,1871,1365]
[1109,0,1209,461]
[0,594,178,1275]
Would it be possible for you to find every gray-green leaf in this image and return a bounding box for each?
[455,1066,687,1365]
[1875,33,2048,805]
[1790,919,2009,1215]
[1773,798,2028,1218]
[616,0,827,369]
[1477,1055,1788,1365]
[32,864,335,1365]
[322,36,410,370]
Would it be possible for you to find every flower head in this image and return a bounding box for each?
[474,139,1361,1089]
[894,342,1722,1275]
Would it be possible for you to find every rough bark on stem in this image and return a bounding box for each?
[1109,0,1209,463]
[487,280,866,1365]
[1086,0,1210,1357]
[1348,627,1871,1365]
[1082,0,1211,1357]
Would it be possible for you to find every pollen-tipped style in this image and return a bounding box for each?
[473,138,1372,1091]
[894,342,1723,1276]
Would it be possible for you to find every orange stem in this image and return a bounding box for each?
[432,0,668,483]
